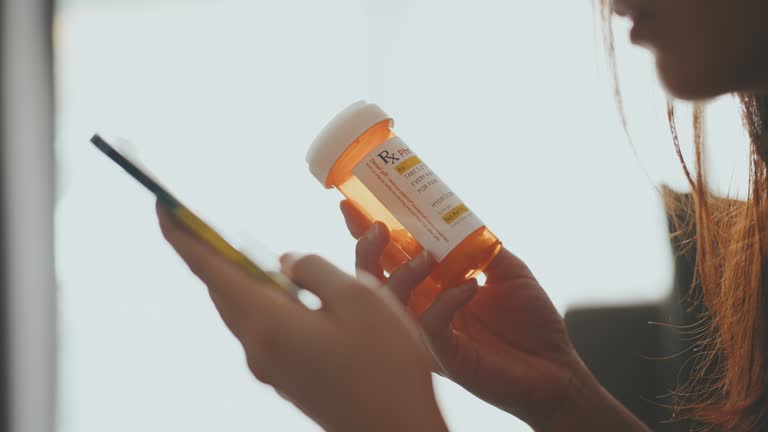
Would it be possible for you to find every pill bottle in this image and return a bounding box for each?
[307,101,502,288]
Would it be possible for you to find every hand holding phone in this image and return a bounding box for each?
[90,134,296,295]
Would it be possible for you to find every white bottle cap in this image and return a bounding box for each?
[307,100,393,188]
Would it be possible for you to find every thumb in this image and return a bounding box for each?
[419,279,479,348]
[483,248,534,283]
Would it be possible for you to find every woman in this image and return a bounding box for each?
[157,0,768,430]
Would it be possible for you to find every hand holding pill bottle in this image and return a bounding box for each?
[307,101,502,288]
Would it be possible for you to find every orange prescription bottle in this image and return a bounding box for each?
[307,101,502,289]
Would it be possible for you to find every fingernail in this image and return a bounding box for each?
[279,253,301,269]
[365,222,387,241]
[374,222,389,236]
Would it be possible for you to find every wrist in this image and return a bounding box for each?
[372,397,448,432]
[532,358,650,432]
[410,397,449,432]
[331,377,448,432]
[394,383,449,432]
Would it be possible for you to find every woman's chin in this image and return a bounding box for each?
[656,61,726,101]
[661,80,717,102]
[654,53,767,101]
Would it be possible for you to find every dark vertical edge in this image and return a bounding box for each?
[44,1,56,431]
[0,0,8,429]
[0,1,57,430]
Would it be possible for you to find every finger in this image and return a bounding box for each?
[407,280,444,317]
[483,248,534,283]
[420,279,479,348]
[280,253,356,306]
[354,222,390,281]
[157,202,226,286]
[384,251,434,304]
[340,200,373,239]
[156,201,298,333]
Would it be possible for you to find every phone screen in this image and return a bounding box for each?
[90,134,297,295]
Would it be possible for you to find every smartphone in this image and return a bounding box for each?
[90,134,297,295]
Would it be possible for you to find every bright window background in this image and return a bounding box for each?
[54,1,751,431]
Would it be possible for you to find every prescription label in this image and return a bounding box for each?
[353,137,485,261]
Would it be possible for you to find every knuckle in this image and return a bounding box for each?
[248,326,282,356]
[245,353,273,384]
[185,256,212,281]
[243,330,283,382]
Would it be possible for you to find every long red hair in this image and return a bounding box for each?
[598,1,768,430]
